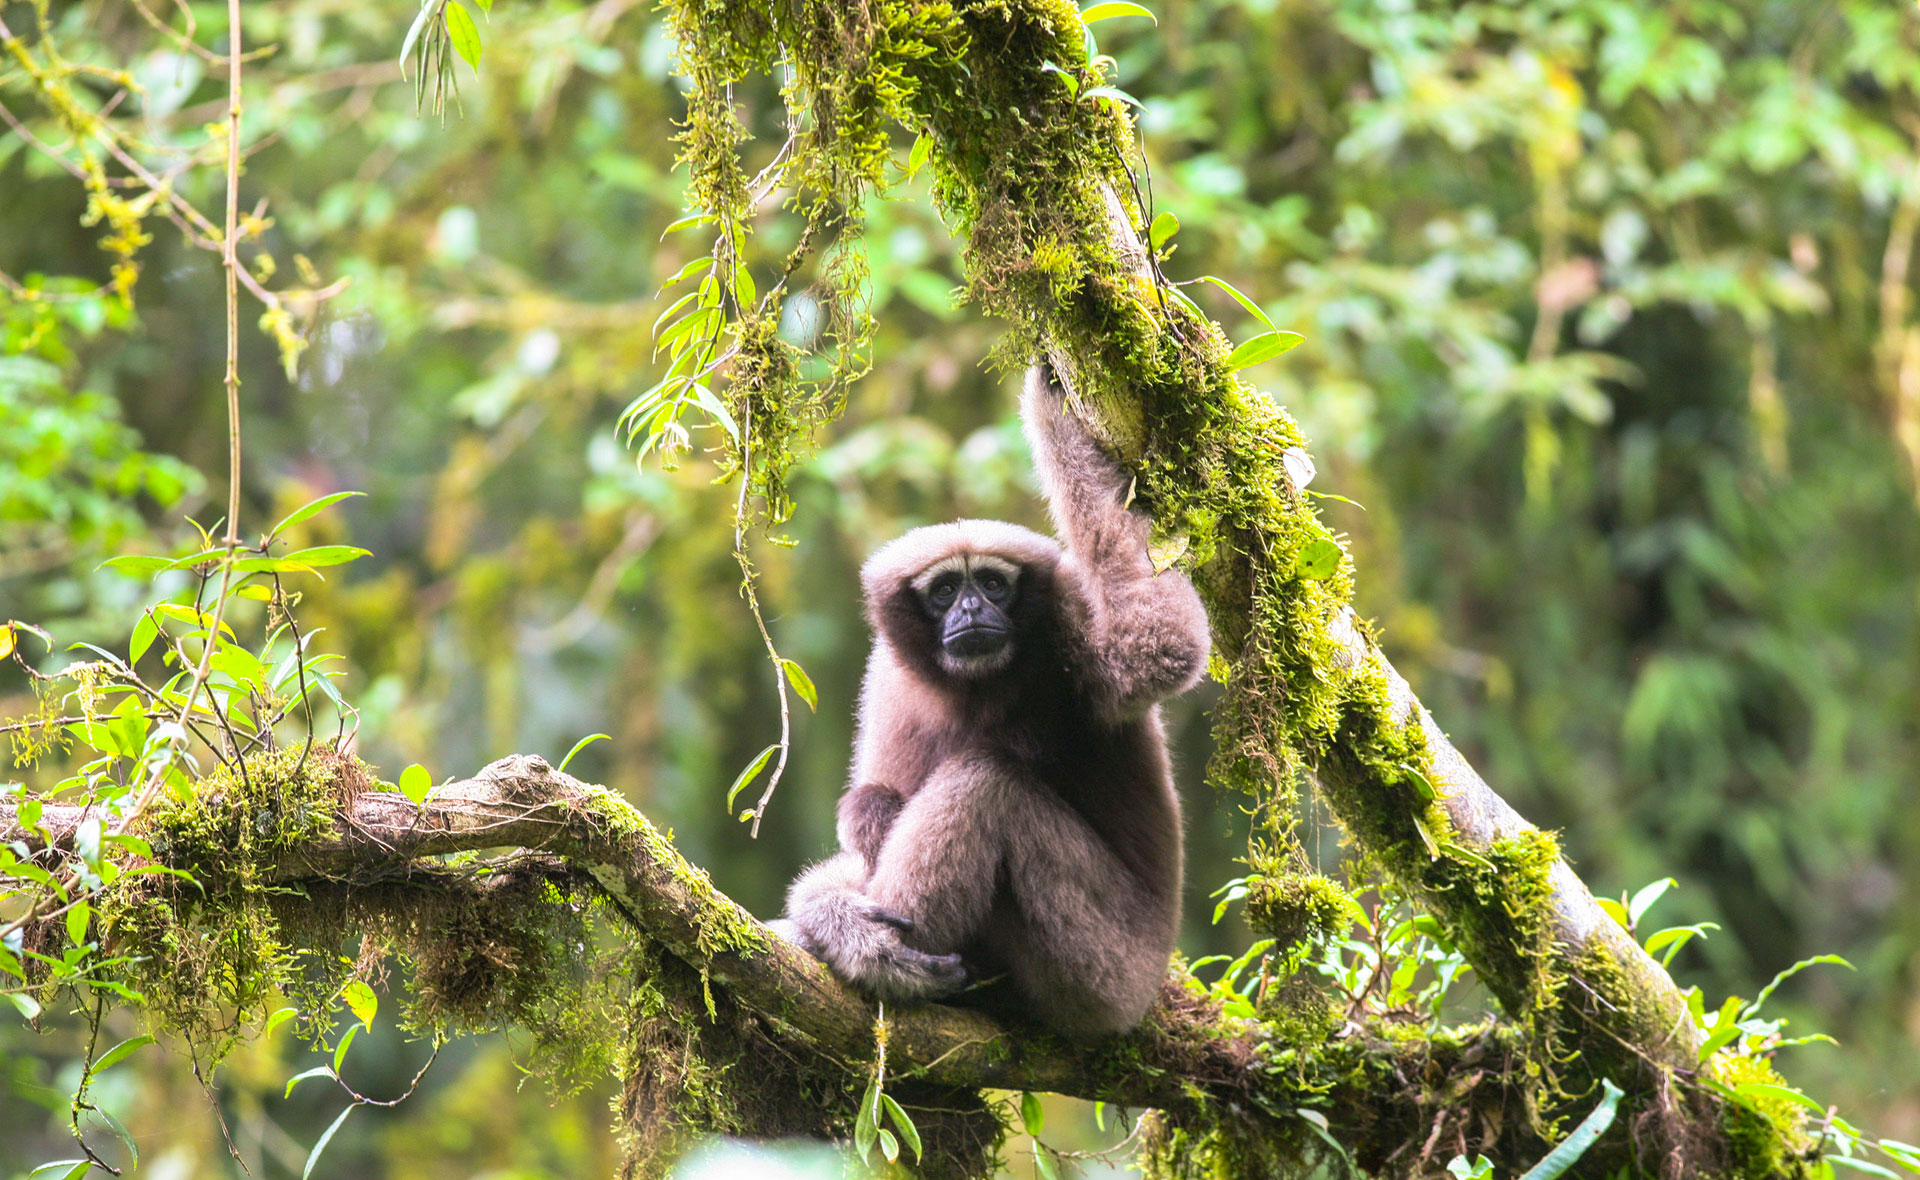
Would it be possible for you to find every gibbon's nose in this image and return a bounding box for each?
[943,591,1009,655]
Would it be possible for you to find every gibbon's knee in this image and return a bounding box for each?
[780,852,968,1002]
[862,762,1008,949]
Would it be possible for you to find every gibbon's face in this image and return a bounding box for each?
[911,553,1023,677]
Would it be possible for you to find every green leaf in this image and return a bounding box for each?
[1226,330,1305,370]
[1034,1146,1061,1180]
[303,1106,355,1180]
[1039,62,1080,98]
[1643,922,1717,967]
[1733,1082,1828,1116]
[780,659,818,712]
[650,290,699,339]
[1877,1141,1920,1175]
[854,1081,880,1162]
[687,382,739,442]
[1517,1079,1622,1180]
[1830,1158,1901,1178]
[881,1094,922,1162]
[91,1035,154,1076]
[129,614,159,664]
[1081,2,1157,24]
[1021,1091,1045,1137]
[163,546,225,571]
[1148,530,1190,573]
[1596,896,1631,931]
[332,1023,359,1070]
[8,991,42,1021]
[284,1065,334,1099]
[1149,210,1179,251]
[92,1105,139,1167]
[264,1006,298,1038]
[444,0,481,71]
[1628,878,1677,926]
[1295,536,1342,580]
[725,744,780,812]
[1697,995,1746,1060]
[1411,815,1441,860]
[397,764,433,806]
[877,1128,899,1164]
[26,1160,90,1180]
[277,546,371,568]
[342,979,378,1029]
[658,213,717,239]
[65,902,89,948]
[1081,85,1143,109]
[270,491,363,540]
[558,733,610,774]
[100,555,171,579]
[75,816,104,871]
[661,255,713,288]
[906,133,934,176]
[1195,274,1276,332]
[398,0,434,72]
[1744,954,1853,1019]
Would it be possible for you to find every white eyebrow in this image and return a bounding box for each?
[909,555,971,595]
[909,555,1023,595]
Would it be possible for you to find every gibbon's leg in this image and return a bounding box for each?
[1020,365,1211,715]
[864,758,1167,1037]
[991,783,1171,1037]
[784,756,1015,1003]
[775,851,969,1001]
[836,780,906,868]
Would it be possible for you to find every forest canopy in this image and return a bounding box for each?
[3,1,1920,1178]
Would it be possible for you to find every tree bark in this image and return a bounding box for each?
[1,754,1547,1174]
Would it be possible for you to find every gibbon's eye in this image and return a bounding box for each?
[929,576,960,608]
[978,571,1007,597]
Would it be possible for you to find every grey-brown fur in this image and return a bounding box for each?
[772,364,1210,1037]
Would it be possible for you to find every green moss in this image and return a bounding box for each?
[1711,1054,1813,1179]
[95,745,624,1086]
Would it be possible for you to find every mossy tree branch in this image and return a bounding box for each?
[4,753,1560,1175]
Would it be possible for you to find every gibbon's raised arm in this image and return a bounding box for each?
[1021,365,1211,719]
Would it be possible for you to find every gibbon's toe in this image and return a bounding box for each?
[872,944,970,1001]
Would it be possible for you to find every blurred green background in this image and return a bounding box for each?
[4,0,1918,1175]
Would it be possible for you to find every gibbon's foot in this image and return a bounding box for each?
[866,940,971,1002]
[830,907,970,1002]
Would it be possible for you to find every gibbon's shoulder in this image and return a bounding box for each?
[858,519,1061,601]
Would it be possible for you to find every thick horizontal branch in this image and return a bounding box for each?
[2,754,1529,1166]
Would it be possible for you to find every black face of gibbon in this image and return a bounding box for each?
[904,553,1041,680]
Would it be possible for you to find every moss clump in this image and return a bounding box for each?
[1711,1054,1814,1179]
[98,744,371,1049]
[1244,871,1363,952]
[95,745,624,1086]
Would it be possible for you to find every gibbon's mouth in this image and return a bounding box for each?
[943,624,1010,659]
